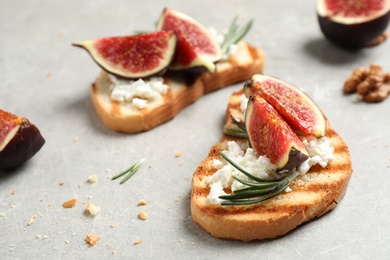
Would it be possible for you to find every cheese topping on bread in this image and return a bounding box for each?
[207,136,335,205]
[109,75,169,109]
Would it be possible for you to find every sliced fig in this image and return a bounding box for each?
[0,109,45,170]
[156,8,222,73]
[73,31,177,79]
[244,74,326,138]
[317,0,390,48]
[245,96,309,171]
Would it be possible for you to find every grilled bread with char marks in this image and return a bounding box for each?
[91,41,265,133]
[191,90,353,241]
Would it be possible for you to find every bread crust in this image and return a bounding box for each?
[191,90,353,242]
[90,41,265,133]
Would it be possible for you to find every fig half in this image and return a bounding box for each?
[156,8,222,73]
[245,96,309,171]
[73,31,177,79]
[317,0,390,48]
[0,109,45,170]
[244,74,326,138]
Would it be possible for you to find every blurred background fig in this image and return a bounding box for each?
[0,109,45,170]
[317,0,390,48]
[72,31,177,79]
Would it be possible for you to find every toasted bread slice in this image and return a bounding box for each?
[91,41,265,133]
[191,90,353,241]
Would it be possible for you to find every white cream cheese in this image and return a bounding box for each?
[109,75,169,109]
[207,136,335,205]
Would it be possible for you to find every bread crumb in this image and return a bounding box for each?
[87,175,98,184]
[85,203,100,217]
[86,234,100,246]
[0,212,6,217]
[59,182,64,186]
[35,234,48,240]
[138,211,149,220]
[27,215,38,226]
[110,224,116,228]
[134,239,142,245]
[63,198,77,208]
[138,199,148,206]
[11,189,16,195]
[27,218,35,226]
[175,152,182,157]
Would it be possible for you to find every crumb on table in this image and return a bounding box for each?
[85,202,100,217]
[86,234,100,246]
[138,211,149,220]
[134,239,142,245]
[138,199,148,206]
[63,198,77,208]
[87,175,98,183]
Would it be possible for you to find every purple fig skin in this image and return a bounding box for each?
[0,119,45,171]
[318,10,390,49]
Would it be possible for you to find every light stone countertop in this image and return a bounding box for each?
[1,0,390,259]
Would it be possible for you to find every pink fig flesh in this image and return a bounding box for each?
[156,8,221,73]
[0,109,45,170]
[73,31,177,79]
[245,95,309,171]
[244,74,326,138]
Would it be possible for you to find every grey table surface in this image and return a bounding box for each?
[1,0,390,259]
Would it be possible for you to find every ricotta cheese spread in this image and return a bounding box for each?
[109,75,169,109]
[207,137,334,205]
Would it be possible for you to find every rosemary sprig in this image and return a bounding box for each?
[111,158,145,184]
[221,17,253,55]
[218,152,299,206]
[223,115,248,138]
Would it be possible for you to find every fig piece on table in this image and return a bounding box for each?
[72,31,177,79]
[0,109,45,170]
[317,0,390,48]
[245,96,309,171]
[156,8,222,73]
[244,74,326,138]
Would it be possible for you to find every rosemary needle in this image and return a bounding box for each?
[221,17,253,55]
[223,115,248,138]
[111,158,145,184]
[218,152,300,205]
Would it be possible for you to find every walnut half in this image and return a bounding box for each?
[343,63,390,103]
